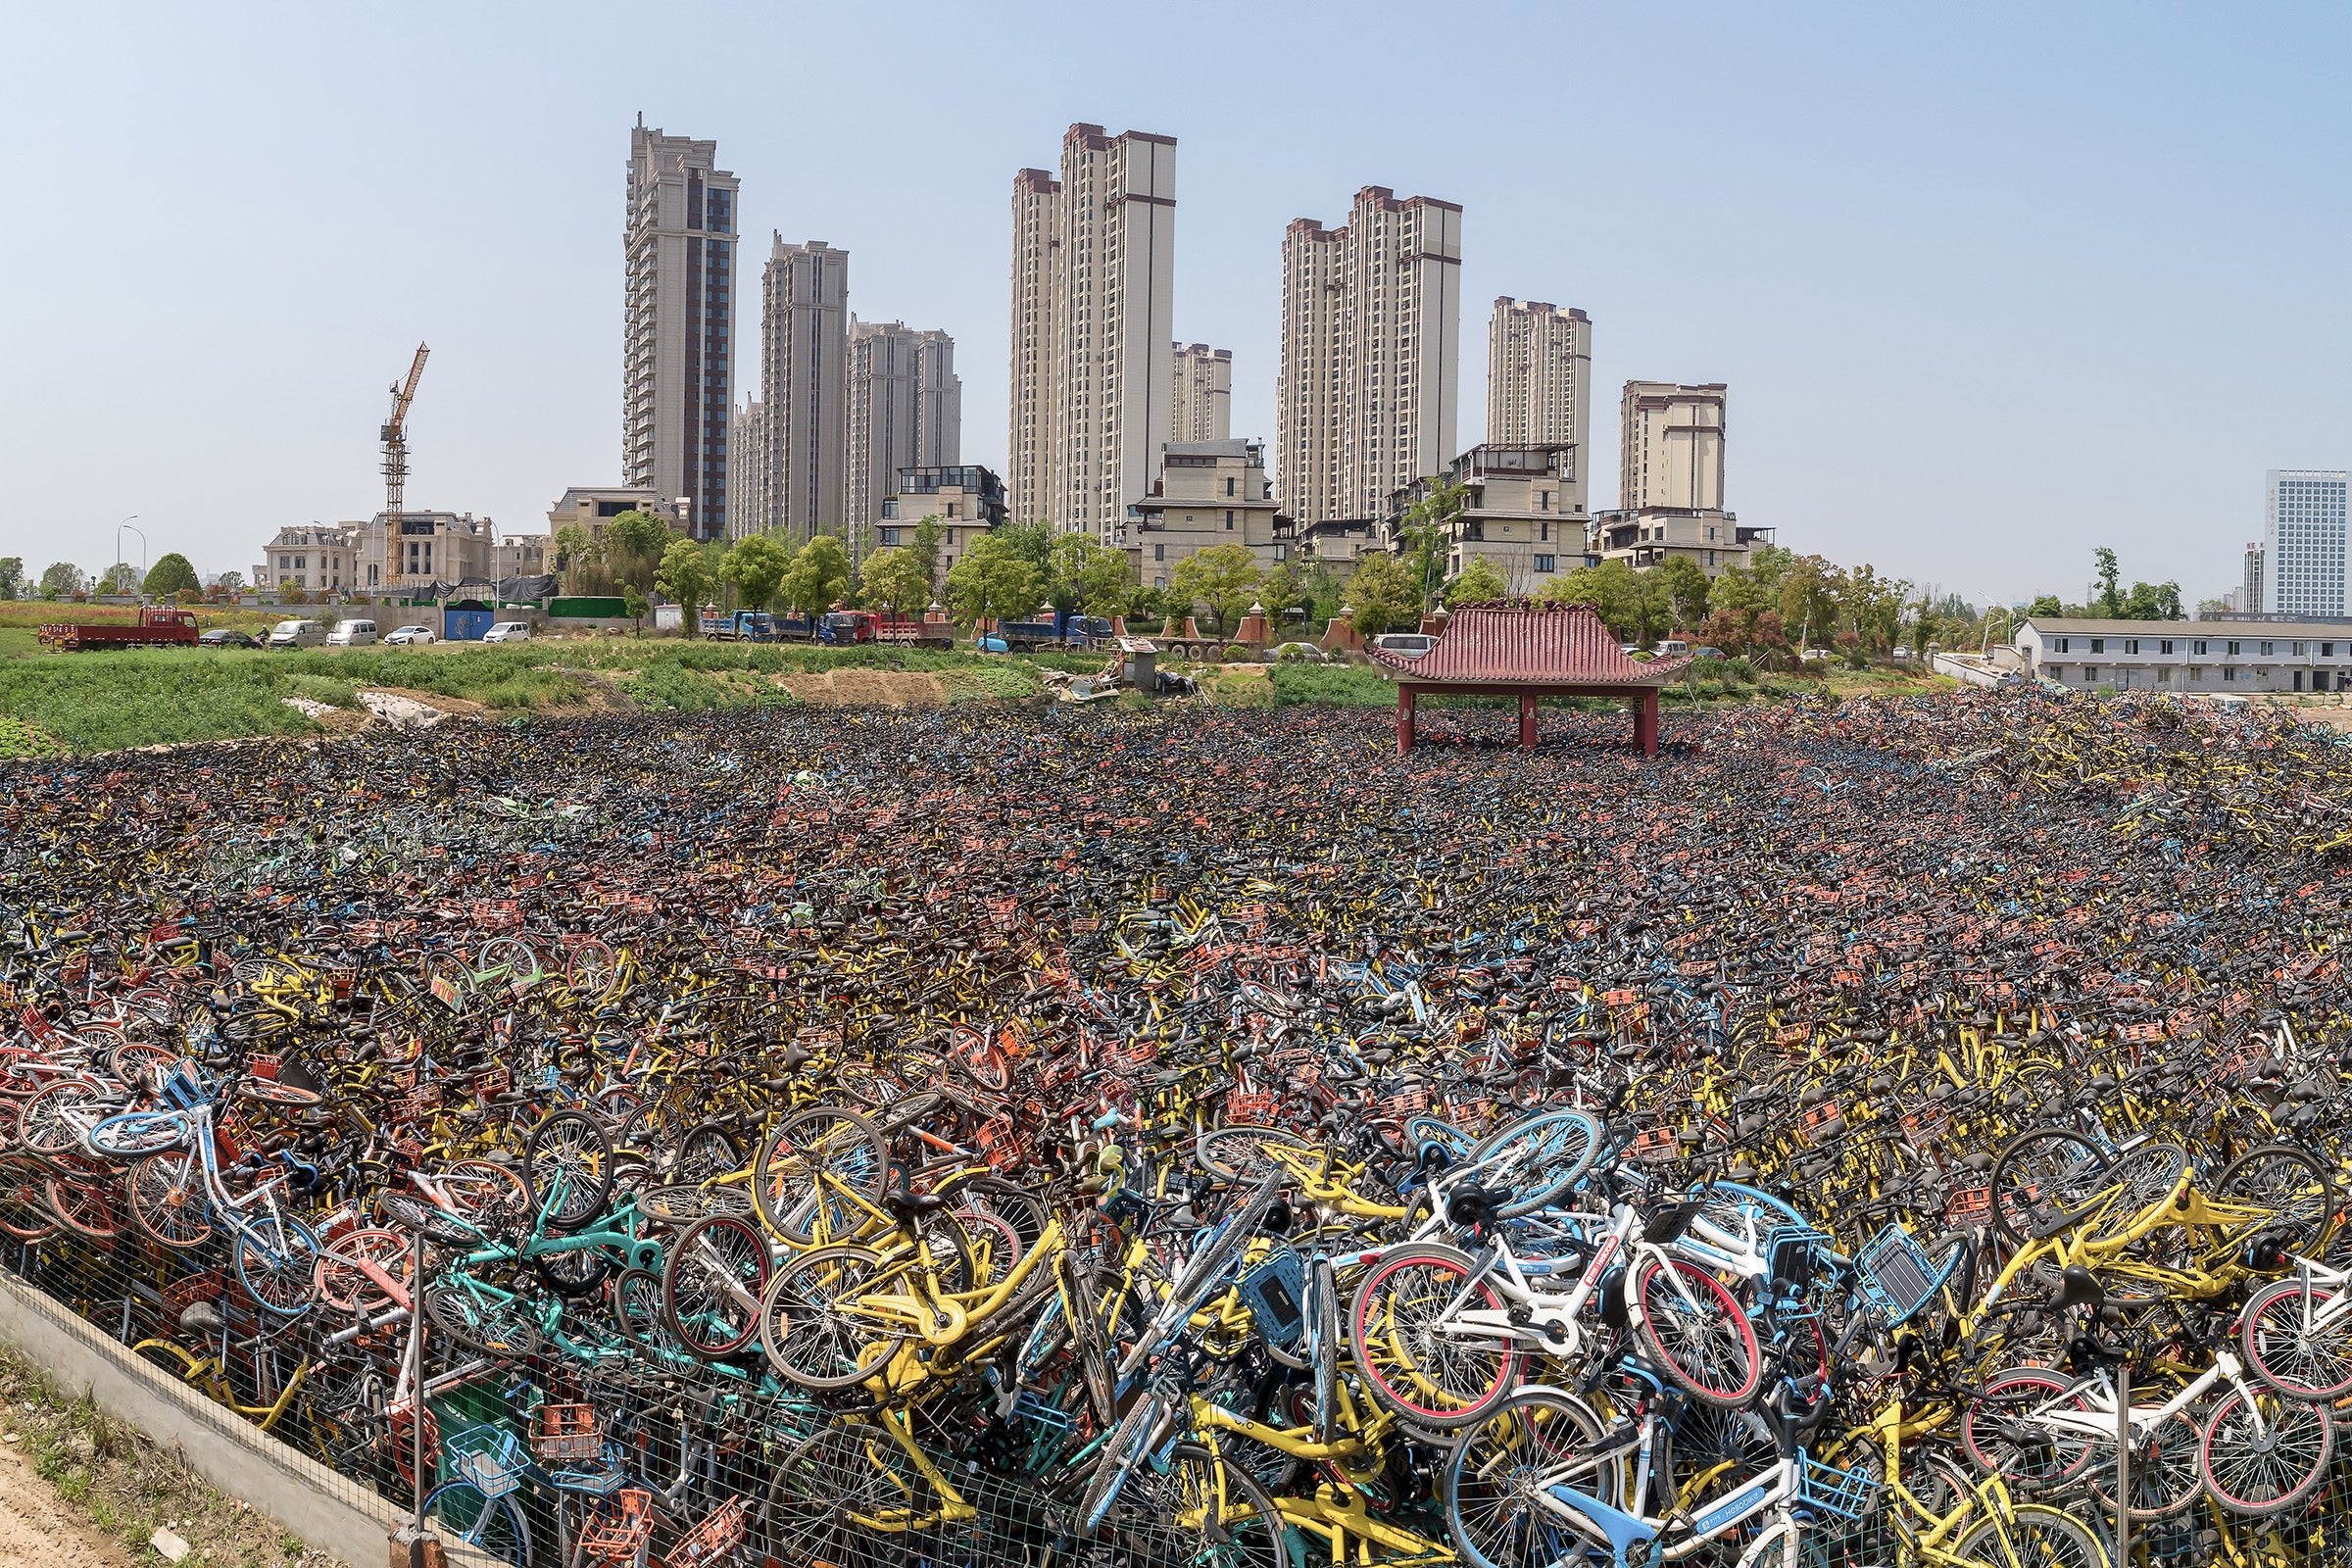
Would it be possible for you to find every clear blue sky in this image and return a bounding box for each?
[6,1,2346,607]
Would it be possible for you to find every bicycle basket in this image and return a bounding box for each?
[1853,1223,1956,1327]
[662,1495,746,1568]
[1011,1391,1076,1435]
[577,1489,656,1560]
[1761,1224,1835,1295]
[532,1402,601,1462]
[1795,1450,1876,1521]
[1235,1247,1306,1350]
[444,1425,526,1500]
[161,1059,213,1111]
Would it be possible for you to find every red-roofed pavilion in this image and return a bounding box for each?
[1369,601,1691,757]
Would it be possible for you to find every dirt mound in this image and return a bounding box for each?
[776,670,946,707]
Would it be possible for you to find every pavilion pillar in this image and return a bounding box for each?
[1519,693,1538,751]
[1396,686,1417,755]
[1635,688,1660,757]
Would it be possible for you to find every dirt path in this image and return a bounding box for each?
[0,1438,135,1568]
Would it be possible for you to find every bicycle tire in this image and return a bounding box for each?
[1308,1255,1339,1446]
[1989,1127,2111,1246]
[1470,1108,1603,1216]
[1347,1242,1518,1430]
[1444,1385,1616,1568]
[422,1282,545,1360]
[1959,1368,2095,1492]
[234,1212,322,1318]
[758,1421,916,1566]
[759,1244,901,1388]
[1197,1125,1312,1185]
[523,1109,613,1231]
[1953,1504,2104,1568]
[2200,1383,2333,1515]
[752,1107,889,1246]
[83,1108,187,1160]
[1125,1445,1290,1568]
[2240,1275,2352,1400]
[421,1479,532,1567]
[1631,1256,1762,1409]
[662,1213,770,1359]
[2217,1142,2337,1255]
[126,1152,212,1250]
[1079,1386,1167,1536]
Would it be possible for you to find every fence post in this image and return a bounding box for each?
[408,1228,428,1568]
[2114,1362,2130,1568]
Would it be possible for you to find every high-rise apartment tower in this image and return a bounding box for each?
[2266,470,2350,615]
[1171,343,1232,444]
[623,120,738,540]
[1277,187,1462,523]
[1004,124,1176,538]
[1619,381,1727,512]
[746,238,849,540]
[847,320,960,549]
[1488,299,1591,453]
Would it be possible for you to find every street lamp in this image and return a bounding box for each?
[116,516,145,595]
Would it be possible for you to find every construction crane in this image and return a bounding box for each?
[380,343,430,518]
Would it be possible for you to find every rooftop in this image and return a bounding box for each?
[1371,602,1691,687]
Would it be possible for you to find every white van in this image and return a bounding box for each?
[484,620,533,643]
[267,618,325,650]
[1656,639,1690,656]
[1374,633,1436,660]
[326,619,378,646]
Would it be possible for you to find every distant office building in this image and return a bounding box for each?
[2244,542,2265,614]
[1277,187,1462,524]
[1004,124,1177,539]
[743,238,850,540]
[1487,300,1591,489]
[623,121,738,540]
[2265,471,2347,616]
[847,321,960,549]
[1171,344,1232,443]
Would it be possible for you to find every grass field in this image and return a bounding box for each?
[0,623,1959,757]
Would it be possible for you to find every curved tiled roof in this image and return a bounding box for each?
[1370,601,1692,685]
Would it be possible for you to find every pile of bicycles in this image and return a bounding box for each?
[1,692,2351,1567]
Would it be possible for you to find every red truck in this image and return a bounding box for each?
[37,608,200,651]
[825,610,955,649]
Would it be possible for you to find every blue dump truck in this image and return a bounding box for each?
[700,610,777,641]
[976,611,1116,654]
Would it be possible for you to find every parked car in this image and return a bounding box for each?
[1892,644,1914,661]
[1270,642,1329,662]
[1690,646,1726,660]
[266,618,325,650]
[483,621,533,643]
[1374,633,1436,660]
[1656,639,1690,656]
[196,628,259,649]
[383,624,435,646]
[325,618,378,647]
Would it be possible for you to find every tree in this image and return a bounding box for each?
[1396,482,1467,613]
[945,533,1045,626]
[38,563,86,601]
[1049,532,1134,615]
[2120,580,2183,620]
[779,533,854,619]
[2093,547,2123,618]
[144,553,200,600]
[213,569,245,596]
[1778,555,1841,648]
[1445,556,1510,608]
[2027,594,2065,618]
[1655,555,1713,632]
[718,532,795,613]
[551,522,606,594]
[1541,560,1666,644]
[0,559,21,600]
[859,547,931,616]
[2193,596,2231,618]
[655,536,714,634]
[606,510,670,592]
[1344,554,1422,636]
[1299,562,1348,630]
[908,514,947,591]
[1169,544,1262,633]
[1257,563,1304,629]
[97,562,142,595]
[1839,564,1912,651]
[620,583,649,633]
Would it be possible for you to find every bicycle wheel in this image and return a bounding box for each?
[1631,1257,1761,1409]
[1197,1125,1313,1185]
[2240,1276,2352,1400]
[45,1165,125,1243]
[1308,1255,1340,1446]
[1469,1109,1602,1216]
[2086,1402,2204,1519]
[1990,1128,2111,1245]
[610,1266,666,1346]
[0,1158,56,1243]
[674,1121,744,1187]
[753,1108,889,1246]
[662,1213,771,1359]
[83,1108,188,1160]
[315,1227,413,1313]
[759,1245,902,1388]
[523,1110,612,1231]
[1080,1386,1168,1535]
[1444,1386,1616,1568]
[2200,1384,2333,1516]
[2217,1143,2337,1254]
[422,1479,531,1567]
[1953,1503,2105,1568]
[1959,1369,2095,1493]
[437,1159,530,1226]
[1122,1445,1290,1568]
[423,1282,545,1360]
[758,1421,923,1567]
[234,1212,322,1318]
[1347,1244,1518,1430]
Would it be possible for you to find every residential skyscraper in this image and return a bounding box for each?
[730,400,767,538]
[623,120,738,541]
[1004,124,1176,538]
[749,238,849,540]
[1171,343,1232,444]
[2265,471,2348,615]
[847,320,960,548]
[1619,381,1727,512]
[2243,542,2265,613]
[1488,299,1591,455]
[1276,187,1462,524]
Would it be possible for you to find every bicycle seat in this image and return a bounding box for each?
[178,1298,224,1336]
[1445,1183,1508,1231]
[888,1189,949,1218]
[2052,1263,2105,1313]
